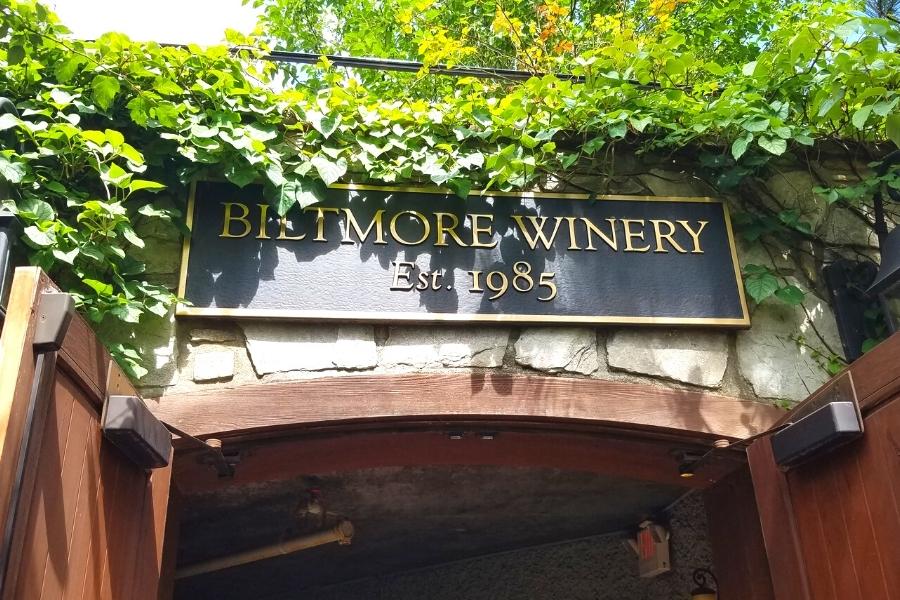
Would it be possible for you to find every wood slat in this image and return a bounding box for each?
[747,438,811,600]
[0,267,43,549]
[99,449,147,600]
[152,373,785,442]
[862,399,900,596]
[62,423,104,600]
[788,460,840,600]
[812,462,863,598]
[36,383,95,600]
[79,425,120,600]
[10,369,76,600]
[833,450,891,600]
[704,468,775,600]
[133,456,174,600]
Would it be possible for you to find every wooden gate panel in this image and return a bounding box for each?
[750,360,900,600]
[0,268,172,600]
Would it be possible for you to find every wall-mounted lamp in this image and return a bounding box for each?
[867,226,900,334]
[691,568,718,600]
[102,395,172,469]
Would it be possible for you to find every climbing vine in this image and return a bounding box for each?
[0,0,898,378]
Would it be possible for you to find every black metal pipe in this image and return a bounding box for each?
[265,50,585,83]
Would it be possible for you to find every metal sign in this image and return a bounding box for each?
[177,181,749,326]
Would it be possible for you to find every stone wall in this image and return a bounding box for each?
[295,491,712,600]
[130,152,875,406]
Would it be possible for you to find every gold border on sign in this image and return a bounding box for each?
[176,181,751,328]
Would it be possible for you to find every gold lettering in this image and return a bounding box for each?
[650,219,687,253]
[390,261,416,290]
[303,207,341,242]
[564,217,581,250]
[468,214,497,248]
[277,216,306,240]
[678,220,708,253]
[511,215,564,250]
[416,270,429,290]
[256,203,271,240]
[342,208,386,244]
[220,202,252,238]
[622,219,651,252]
[434,212,468,247]
[581,217,618,251]
[390,210,431,246]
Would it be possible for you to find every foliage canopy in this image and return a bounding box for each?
[0,0,898,377]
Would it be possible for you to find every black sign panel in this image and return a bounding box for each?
[177,181,749,326]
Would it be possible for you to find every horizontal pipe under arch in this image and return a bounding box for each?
[147,373,785,494]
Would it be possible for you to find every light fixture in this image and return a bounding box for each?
[771,400,862,469]
[691,568,718,600]
[102,395,172,469]
[867,226,900,334]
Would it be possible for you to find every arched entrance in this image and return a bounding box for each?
[155,373,783,599]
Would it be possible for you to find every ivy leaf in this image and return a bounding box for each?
[311,155,347,185]
[608,121,627,139]
[276,178,326,215]
[0,156,26,183]
[458,152,484,169]
[91,75,121,110]
[447,178,472,200]
[306,110,340,138]
[742,119,769,132]
[744,270,779,303]
[129,180,166,192]
[52,248,79,264]
[23,225,55,247]
[82,278,113,295]
[0,113,21,131]
[775,284,805,305]
[757,136,787,155]
[224,163,257,187]
[629,116,652,133]
[7,45,25,65]
[17,197,54,221]
[732,133,753,160]
[886,114,900,148]
[851,105,872,129]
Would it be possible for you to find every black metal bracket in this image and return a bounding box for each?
[163,422,237,478]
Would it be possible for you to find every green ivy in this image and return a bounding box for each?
[0,0,898,377]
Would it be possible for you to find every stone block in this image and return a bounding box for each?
[241,323,377,375]
[638,169,706,197]
[817,206,879,248]
[606,329,729,387]
[514,328,599,375]
[193,349,235,382]
[765,171,827,230]
[736,287,842,403]
[382,328,509,369]
[191,327,239,344]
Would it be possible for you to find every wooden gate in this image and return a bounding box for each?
[748,333,900,599]
[0,267,173,600]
